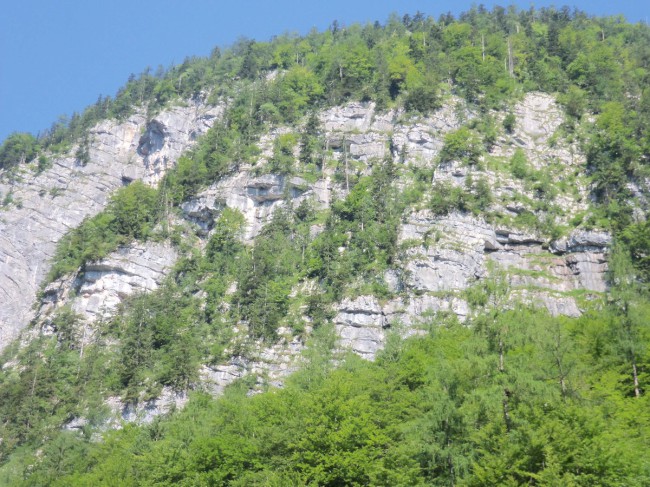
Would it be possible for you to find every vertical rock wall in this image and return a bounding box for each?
[0,101,221,349]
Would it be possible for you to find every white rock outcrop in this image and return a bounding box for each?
[74,242,177,321]
[0,101,221,349]
[200,332,305,395]
[182,173,311,240]
[330,210,610,359]
[138,102,224,185]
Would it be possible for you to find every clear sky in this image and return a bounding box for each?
[1,1,647,143]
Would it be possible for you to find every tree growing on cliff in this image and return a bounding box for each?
[0,132,38,170]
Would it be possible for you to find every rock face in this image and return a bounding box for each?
[39,242,177,325]
[0,114,144,348]
[330,212,611,359]
[1,92,617,409]
[0,89,622,435]
[200,330,305,395]
[171,93,611,362]
[75,242,177,321]
[333,293,473,360]
[320,97,467,167]
[322,91,610,360]
[138,102,224,185]
[0,101,221,349]
[105,387,189,426]
[513,92,563,147]
[182,173,311,240]
[550,231,612,254]
[335,296,387,359]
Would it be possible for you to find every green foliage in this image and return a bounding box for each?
[510,148,530,179]
[473,114,499,150]
[308,157,403,300]
[622,222,650,282]
[4,2,646,175]
[205,208,245,262]
[429,176,492,216]
[109,181,159,239]
[74,136,91,166]
[49,307,83,350]
[13,303,650,486]
[503,112,516,134]
[299,114,324,176]
[235,209,305,339]
[36,155,51,174]
[558,85,588,120]
[273,66,324,123]
[0,133,38,170]
[268,133,297,175]
[165,155,209,204]
[586,102,640,228]
[47,211,121,281]
[47,181,160,281]
[0,322,114,471]
[439,126,483,165]
[430,180,466,215]
[4,7,650,485]
[1,191,14,208]
[117,284,202,399]
[404,78,441,114]
[203,209,246,328]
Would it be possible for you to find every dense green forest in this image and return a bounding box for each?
[1,4,650,485]
[2,293,649,485]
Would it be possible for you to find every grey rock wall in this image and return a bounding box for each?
[331,212,610,359]
[200,330,305,395]
[0,102,221,349]
[173,93,612,363]
[182,173,310,240]
[2,91,619,423]
[39,242,177,325]
[139,102,224,185]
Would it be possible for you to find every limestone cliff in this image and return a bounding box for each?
[0,101,221,348]
[1,92,615,422]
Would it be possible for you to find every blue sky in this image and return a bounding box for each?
[1,1,648,143]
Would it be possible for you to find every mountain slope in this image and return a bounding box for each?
[0,101,221,346]
[0,6,649,485]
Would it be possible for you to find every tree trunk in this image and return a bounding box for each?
[502,389,511,432]
[632,355,641,397]
[623,302,641,397]
[344,140,349,192]
[444,419,456,487]
[481,34,485,62]
[77,325,87,379]
[507,37,514,78]
[556,356,567,397]
[498,338,504,373]
[30,366,38,398]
